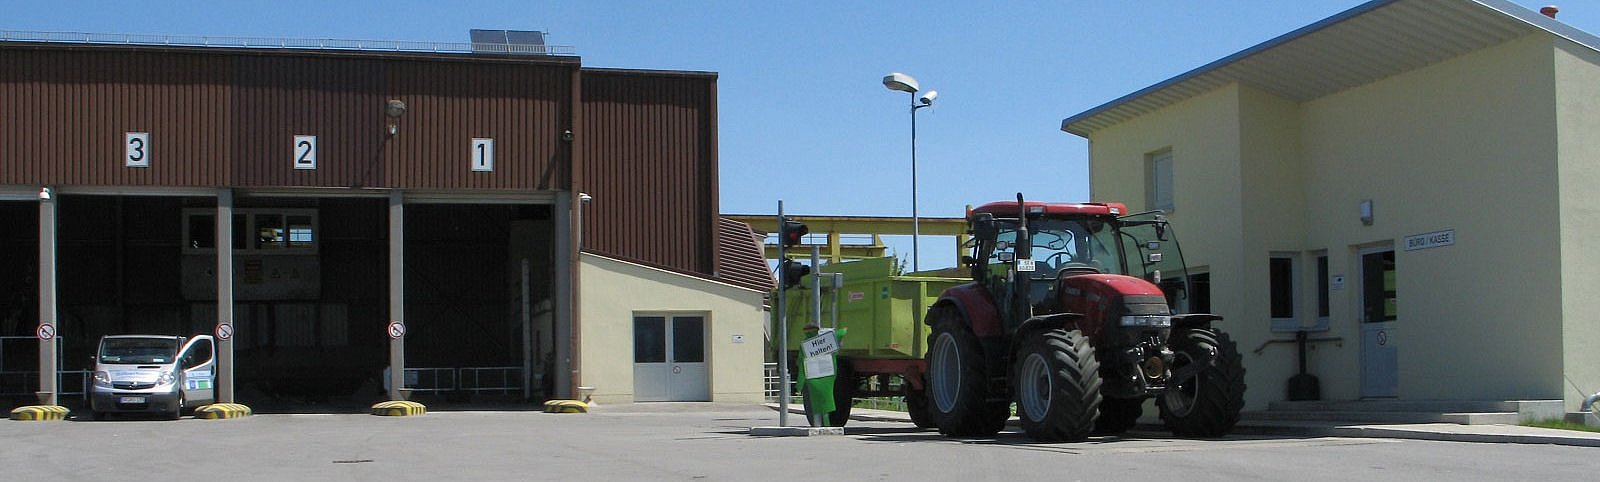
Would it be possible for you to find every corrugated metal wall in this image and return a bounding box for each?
[578,71,717,275]
[0,44,722,279]
[0,45,577,190]
[0,49,232,186]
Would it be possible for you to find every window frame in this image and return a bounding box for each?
[1268,252,1300,333]
[1146,149,1175,213]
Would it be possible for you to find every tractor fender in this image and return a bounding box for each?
[933,283,1002,337]
[1171,313,1223,331]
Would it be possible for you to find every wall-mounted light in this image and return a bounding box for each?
[38,187,52,201]
[1360,199,1374,226]
[385,99,408,136]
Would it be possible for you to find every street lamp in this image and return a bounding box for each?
[883,72,936,272]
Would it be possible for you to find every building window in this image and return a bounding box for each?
[1147,149,1174,213]
[1269,254,1297,331]
[184,208,318,255]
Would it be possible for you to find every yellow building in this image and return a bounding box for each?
[1063,0,1600,411]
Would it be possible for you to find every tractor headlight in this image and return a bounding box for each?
[1120,315,1171,327]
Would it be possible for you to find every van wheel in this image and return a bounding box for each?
[169,394,185,420]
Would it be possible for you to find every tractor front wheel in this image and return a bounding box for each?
[1158,328,1246,437]
[925,307,1007,437]
[1013,328,1101,442]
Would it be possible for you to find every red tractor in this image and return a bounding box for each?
[920,195,1245,441]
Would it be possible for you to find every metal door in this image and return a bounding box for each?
[1359,248,1398,398]
[633,315,708,402]
[177,335,216,406]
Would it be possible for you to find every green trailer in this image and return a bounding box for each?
[775,256,967,427]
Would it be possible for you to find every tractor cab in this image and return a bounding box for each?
[966,201,1195,319]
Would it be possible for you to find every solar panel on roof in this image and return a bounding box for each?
[469,29,548,55]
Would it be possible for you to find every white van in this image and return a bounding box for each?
[89,335,216,420]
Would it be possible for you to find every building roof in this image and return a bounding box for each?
[1061,0,1600,137]
[715,218,777,293]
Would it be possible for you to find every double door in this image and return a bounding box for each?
[633,315,707,402]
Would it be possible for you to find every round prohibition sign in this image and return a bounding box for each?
[387,321,407,339]
[36,324,56,341]
[215,323,234,340]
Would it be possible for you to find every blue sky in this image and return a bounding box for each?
[7,1,1595,268]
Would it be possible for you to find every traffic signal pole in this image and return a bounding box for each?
[776,201,790,427]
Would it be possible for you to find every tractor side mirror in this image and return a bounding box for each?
[971,213,996,241]
[997,252,1015,262]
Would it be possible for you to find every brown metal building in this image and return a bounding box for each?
[0,33,770,412]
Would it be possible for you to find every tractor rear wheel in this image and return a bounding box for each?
[1013,328,1101,442]
[1094,397,1143,435]
[1158,328,1246,437]
[925,307,1007,437]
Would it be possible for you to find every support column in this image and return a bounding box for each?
[37,187,57,406]
[387,191,407,401]
[216,189,236,403]
[552,193,573,399]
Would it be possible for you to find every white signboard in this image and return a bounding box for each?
[293,135,317,170]
[1404,229,1455,251]
[471,138,494,172]
[804,354,835,379]
[800,329,840,358]
[125,132,150,168]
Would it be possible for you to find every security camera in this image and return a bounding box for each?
[918,90,938,105]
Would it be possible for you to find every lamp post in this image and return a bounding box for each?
[883,73,936,272]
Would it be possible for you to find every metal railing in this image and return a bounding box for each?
[1,370,92,400]
[458,366,522,394]
[401,367,457,393]
[764,362,781,401]
[0,30,576,56]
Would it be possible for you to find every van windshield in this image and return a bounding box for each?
[99,338,180,364]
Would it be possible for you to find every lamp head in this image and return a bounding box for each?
[384,99,408,118]
[918,90,937,105]
[882,72,919,93]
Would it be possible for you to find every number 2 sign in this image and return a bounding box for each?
[293,135,317,170]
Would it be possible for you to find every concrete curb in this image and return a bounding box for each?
[9,405,69,421]
[371,400,426,416]
[770,404,1600,448]
[194,403,253,420]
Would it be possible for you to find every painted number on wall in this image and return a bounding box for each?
[125,132,151,168]
[294,135,317,170]
[471,138,494,172]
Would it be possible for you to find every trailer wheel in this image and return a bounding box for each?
[925,307,1006,437]
[1013,328,1101,441]
[905,388,935,429]
[795,358,855,427]
[1159,328,1246,437]
[1094,397,1143,435]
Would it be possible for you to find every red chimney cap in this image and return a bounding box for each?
[1541,5,1559,19]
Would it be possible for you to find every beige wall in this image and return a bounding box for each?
[578,253,767,404]
[1086,33,1588,408]
[1299,34,1562,403]
[1089,84,1248,339]
[1555,40,1600,410]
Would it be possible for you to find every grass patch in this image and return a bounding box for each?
[1522,419,1600,433]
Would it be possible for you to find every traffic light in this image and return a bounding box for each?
[780,219,809,247]
[779,258,811,289]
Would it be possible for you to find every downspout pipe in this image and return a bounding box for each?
[1582,391,1600,413]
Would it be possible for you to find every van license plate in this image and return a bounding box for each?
[119,396,145,404]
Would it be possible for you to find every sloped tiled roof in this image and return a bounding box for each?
[715,217,775,293]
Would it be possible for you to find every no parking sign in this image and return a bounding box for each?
[36,324,55,341]
[216,323,234,340]
[387,321,406,339]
